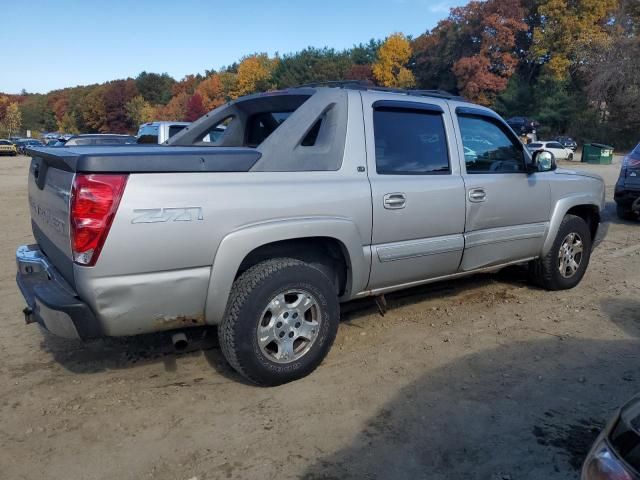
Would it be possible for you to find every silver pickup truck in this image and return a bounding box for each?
[17,85,606,385]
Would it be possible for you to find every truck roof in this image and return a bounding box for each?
[141,121,191,127]
[259,81,466,102]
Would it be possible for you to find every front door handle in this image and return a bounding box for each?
[383,193,407,209]
[468,188,487,203]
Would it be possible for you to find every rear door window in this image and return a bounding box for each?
[373,108,449,175]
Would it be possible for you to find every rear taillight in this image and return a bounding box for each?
[70,174,128,266]
[623,156,640,168]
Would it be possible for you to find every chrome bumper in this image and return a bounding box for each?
[16,244,99,340]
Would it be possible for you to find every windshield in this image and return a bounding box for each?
[633,143,640,155]
[528,143,543,148]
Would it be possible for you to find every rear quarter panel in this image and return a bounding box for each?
[75,170,372,335]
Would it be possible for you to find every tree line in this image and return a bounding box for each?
[1,0,638,148]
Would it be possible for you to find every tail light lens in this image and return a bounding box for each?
[70,174,128,266]
[623,156,640,169]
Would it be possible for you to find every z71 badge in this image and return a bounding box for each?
[131,207,204,224]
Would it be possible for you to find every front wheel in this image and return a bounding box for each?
[530,214,592,290]
[219,258,339,386]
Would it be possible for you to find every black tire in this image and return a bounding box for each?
[219,258,339,386]
[616,203,635,221]
[530,214,592,290]
[568,153,574,161]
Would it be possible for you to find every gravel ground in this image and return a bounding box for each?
[0,155,638,480]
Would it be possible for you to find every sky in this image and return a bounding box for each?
[0,0,464,94]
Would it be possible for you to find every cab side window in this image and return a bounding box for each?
[459,115,525,174]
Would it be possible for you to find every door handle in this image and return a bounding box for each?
[383,193,407,209]
[468,188,486,203]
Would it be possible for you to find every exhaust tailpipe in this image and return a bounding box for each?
[23,307,36,325]
[171,332,189,351]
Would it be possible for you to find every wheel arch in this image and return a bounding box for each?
[204,217,370,325]
[542,195,601,256]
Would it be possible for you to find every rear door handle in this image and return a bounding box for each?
[468,188,486,203]
[383,193,407,209]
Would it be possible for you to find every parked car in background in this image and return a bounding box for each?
[614,142,640,220]
[527,141,575,161]
[53,134,136,146]
[136,121,190,144]
[554,135,578,151]
[16,85,605,386]
[582,394,640,479]
[42,132,62,143]
[0,139,18,156]
[506,116,539,134]
[15,139,44,155]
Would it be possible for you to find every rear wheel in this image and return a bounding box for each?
[568,152,574,161]
[219,258,339,386]
[530,214,592,290]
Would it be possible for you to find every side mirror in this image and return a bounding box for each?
[530,149,556,173]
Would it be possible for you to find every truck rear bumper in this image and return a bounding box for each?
[16,244,101,340]
[615,188,640,208]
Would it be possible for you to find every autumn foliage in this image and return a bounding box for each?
[372,33,415,88]
[1,0,638,148]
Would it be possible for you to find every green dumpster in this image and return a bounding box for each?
[582,143,614,164]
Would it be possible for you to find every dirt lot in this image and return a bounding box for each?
[0,155,638,480]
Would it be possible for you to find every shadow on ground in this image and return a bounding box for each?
[601,298,640,338]
[602,201,640,225]
[38,326,246,381]
[342,265,533,323]
[304,336,639,480]
[40,266,532,377]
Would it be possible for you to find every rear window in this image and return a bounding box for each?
[137,125,159,144]
[168,125,187,139]
[0,140,10,145]
[528,143,543,149]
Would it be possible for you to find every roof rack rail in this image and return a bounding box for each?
[290,81,464,101]
[294,80,370,88]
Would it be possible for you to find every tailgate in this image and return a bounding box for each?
[27,156,75,285]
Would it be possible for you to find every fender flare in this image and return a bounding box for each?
[204,217,370,325]
[541,194,602,257]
